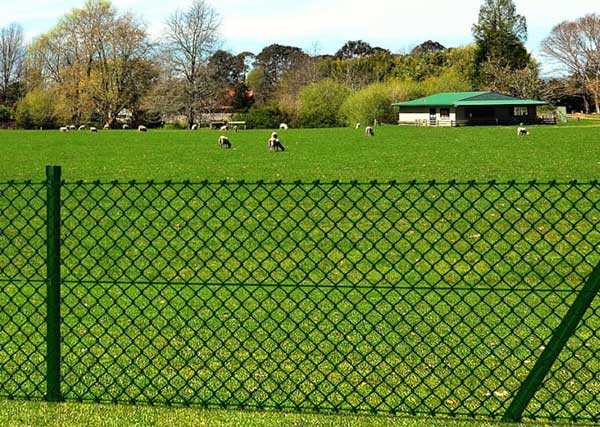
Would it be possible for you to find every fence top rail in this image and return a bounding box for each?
[1,179,600,186]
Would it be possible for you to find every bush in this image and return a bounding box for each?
[15,88,66,129]
[297,80,350,128]
[0,105,12,123]
[340,80,423,126]
[232,106,286,129]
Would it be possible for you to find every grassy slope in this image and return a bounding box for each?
[0,124,599,181]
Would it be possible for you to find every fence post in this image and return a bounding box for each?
[502,261,600,422]
[46,165,62,402]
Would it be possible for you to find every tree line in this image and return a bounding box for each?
[0,0,599,129]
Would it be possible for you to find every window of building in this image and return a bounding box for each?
[514,106,528,116]
[440,108,450,118]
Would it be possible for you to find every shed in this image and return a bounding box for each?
[392,92,547,127]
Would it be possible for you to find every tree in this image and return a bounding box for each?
[28,0,157,126]
[0,23,25,105]
[335,40,389,59]
[411,40,446,56]
[253,44,308,104]
[297,79,350,128]
[479,59,546,99]
[541,14,600,114]
[164,0,221,127]
[472,0,530,81]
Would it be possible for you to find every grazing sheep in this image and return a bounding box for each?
[268,132,285,152]
[279,123,289,130]
[355,123,361,129]
[103,124,110,130]
[138,125,147,132]
[90,127,98,133]
[220,125,228,131]
[218,135,232,149]
[191,124,199,131]
[517,127,529,136]
[68,125,76,131]
[59,126,69,132]
[233,125,238,133]
[122,124,130,130]
[365,126,374,137]
[78,125,86,131]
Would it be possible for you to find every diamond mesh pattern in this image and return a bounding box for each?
[53,181,600,420]
[0,182,47,399]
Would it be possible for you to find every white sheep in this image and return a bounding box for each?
[68,125,76,131]
[233,125,238,133]
[90,127,98,133]
[191,124,199,131]
[279,123,289,130]
[365,126,374,137]
[122,124,130,130]
[220,125,228,131]
[517,127,529,136]
[355,123,361,129]
[78,125,86,131]
[218,135,232,149]
[59,126,69,132]
[103,124,110,130]
[138,125,147,132]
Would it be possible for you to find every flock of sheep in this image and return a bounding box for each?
[60,124,148,132]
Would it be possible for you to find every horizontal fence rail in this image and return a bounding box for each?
[1,169,600,422]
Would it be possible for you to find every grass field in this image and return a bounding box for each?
[0,123,599,181]
[1,124,600,426]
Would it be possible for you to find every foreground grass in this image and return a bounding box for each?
[0,125,600,181]
[0,400,561,427]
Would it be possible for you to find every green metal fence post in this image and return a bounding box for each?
[502,261,600,422]
[46,165,62,402]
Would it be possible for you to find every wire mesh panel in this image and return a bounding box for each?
[0,182,47,399]
[57,181,600,420]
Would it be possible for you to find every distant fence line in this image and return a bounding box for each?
[1,166,600,423]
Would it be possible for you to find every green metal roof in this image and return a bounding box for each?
[392,92,546,107]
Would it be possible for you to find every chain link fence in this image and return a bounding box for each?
[1,170,600,422]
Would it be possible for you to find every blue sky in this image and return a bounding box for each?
[2,0,599,75]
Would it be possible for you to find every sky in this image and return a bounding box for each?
[1,0,599,75]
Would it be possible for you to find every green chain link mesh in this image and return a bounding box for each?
[1,179,600,422]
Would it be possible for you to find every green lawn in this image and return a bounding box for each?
[0,124,599,181]
[1,125,600,426]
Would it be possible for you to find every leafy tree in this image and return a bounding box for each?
[335,40,389,59]
[253,44,308,104]
[297,79,350,128]
[480,59,546,99]
[340,80,423,126]
[0,105,12,123]
[15,88,67,129]
[231,106,286,129]
[411,40,446,56]
[472,0,530,82]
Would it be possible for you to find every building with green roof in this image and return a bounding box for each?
[392,92,547,127]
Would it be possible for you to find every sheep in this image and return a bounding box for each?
[78,125,86,131]
[59,126,69,132]
[268,132,285,152]
[233,125,238,133]
[191,124,199,131]
[220,125,228,132]
[138,125,147,132]
[517,126,529,136]
[279,123,289,130]
[90,127,98,133]
[122,124,130,130]
[355,123,361,129]
[365,126,374,137]
[103,124,110,130]
[68,125,76,131]
[218,135,232,149]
